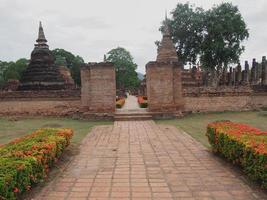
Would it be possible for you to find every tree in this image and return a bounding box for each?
[0,58,28,87]
[166,2,249,86]
[168,3,205,64]
[201,3,249,86]
[52,48,84,86]
[106,47,140,90]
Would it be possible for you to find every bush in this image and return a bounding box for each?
[137,96,148,108]
[206,121,267,188]
[116,98,125,108]
[0,128,73,199]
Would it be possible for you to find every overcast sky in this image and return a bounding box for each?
[0,0,267,73]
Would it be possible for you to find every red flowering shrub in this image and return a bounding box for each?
[116,98,125,108]
[137,96,148,108]
[206,121,267,188]
[0,128,73,199]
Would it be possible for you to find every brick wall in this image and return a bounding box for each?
[0,99,80,116]
[184,94,267,112]
[0,89,80,100]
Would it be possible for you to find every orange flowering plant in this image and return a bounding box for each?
[0,128,73,200]
[206,121,267,188]
[137,96,148,108]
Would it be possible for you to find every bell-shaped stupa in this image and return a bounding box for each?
[18,22,66,90]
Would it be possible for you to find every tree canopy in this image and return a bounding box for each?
[165,2,249,85]
[0,58,28,87]
[106,47,140,90]
[52,48,84,86]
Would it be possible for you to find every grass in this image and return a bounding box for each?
[0,117,113,145]
[156,111,267,147]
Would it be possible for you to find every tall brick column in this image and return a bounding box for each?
[243,61,250,85]
[81,62,116,113]
[146,15,184,112]
[262,56,267,85]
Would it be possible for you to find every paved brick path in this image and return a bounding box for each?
[37,121,266,200]
[121,95,143,111]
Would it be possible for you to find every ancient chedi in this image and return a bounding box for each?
[18,22,67,90]
[146,15,183,112]
[156,16,178,62]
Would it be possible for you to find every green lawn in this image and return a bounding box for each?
[0,117,113,145]
[156,111,267,147]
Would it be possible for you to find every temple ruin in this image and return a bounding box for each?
[18,22,69,90]
[146,16,183,113]
[0,19,266,119]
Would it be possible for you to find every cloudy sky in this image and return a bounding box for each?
[0,0,266,73]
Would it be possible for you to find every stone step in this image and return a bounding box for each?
[114,115,152,121]
[115,112,151,117]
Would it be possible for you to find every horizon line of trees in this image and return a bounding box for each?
[0,47,141,90]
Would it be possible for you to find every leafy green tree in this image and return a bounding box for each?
[106,47,140,90]
[52,48,84,86]
[0,59,28,86]
[168,3,205,64]
[166,2,249,86]
[201,3,249,86]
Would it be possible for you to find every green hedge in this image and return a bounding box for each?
[206,121,267,189]
[0,128,73,199]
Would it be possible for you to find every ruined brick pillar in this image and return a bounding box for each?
[243,61,250,85]
[146,61,183,112]
[262,56,267,85]
[81,62,116,113]
[251,59,257,85]
[221,68,227,85]
[229,67,233,85]
[146,16,184,112]
[232,68,236,85]
[236,63,242,85]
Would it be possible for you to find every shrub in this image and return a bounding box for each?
[206,121,267,188]
[0,128,73,200]
[116,98,125,108]
[137,96,148,108]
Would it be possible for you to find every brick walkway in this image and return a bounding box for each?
[37,121,266,200]
[120,95,145,111]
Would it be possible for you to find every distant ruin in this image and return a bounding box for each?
[18,22,74,91]
[0,20,266,119]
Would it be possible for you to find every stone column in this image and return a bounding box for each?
[236,63,242,85]
[233,68,236,85]
[243,61,250,85]
[251,59,257,85]
[229,67,233,86]
[256,62,261,84]
[81,62,116,113]
[262,56,267,85]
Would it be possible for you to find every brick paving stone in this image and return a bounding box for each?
[35,121,267,200]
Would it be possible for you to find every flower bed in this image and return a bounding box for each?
[116,98,125,108]
[0,128,73,199]
[206,121,267,188]
[137,96,148,108]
